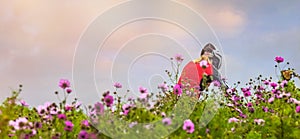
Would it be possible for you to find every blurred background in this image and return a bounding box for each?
[0,0,299,106]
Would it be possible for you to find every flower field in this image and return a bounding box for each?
[0,56,300,139]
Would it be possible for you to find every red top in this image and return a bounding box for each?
[178,61,213,95]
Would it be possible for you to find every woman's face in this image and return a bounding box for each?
[203,52,213,58]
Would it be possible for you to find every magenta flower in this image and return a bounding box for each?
[270,82,278,89]
[66,88,72,94]
[139,86,148,94]
[183,119,194,134]
[78,130,89,139]
[296,106,300,113]
[57,114,66,120]
[239,113,247,119]
[174,53,184,63]
[122,104,131,115]
[275,56,284,63]
[173,84,182,95]
[247,102,253,107]
[59,79,70,89]
[162,118,172,126]
[113,82,122,89]
[228,117,239,123]
[20,100,29,107]
[263,80,269,85]
[243,91,251,97]
[248,107,255,113]
[104,95,114,107]
[262,106,268,112]
[65,104,73,111]
[81,120,89,127]
[64,121,74,131]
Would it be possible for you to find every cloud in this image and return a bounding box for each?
[177,0,247,38]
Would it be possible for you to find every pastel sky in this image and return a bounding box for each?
[1,0,299,106]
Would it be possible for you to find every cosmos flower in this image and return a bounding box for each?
[199,60,208,68]
[174,54,184,63]
[183,119,194,134]
[254,119,265,126]
[57,114,66,120]
[296,106,300,113]
[228,117,239,123]
[275,56,284,63]
[158,83,168,92]
[104,95,114,107]
[173,84,182,95]
[122,104,131,116]
[59,79,70,89]
[162,118,172,126]
[139,86,148,94]
[64,121,74,131]
[78,130,89,139]
[113,82,122,89]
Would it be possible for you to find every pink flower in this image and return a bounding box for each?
[162,118,172,126]
[212,80,221,87]
[296,106,300,113]
[9,117,30,130]
[81,120,89,127]
[20,100,29,107]
[228,117,239,123]
[275,56,284,63]
[270,82,278,89]
[66,88,72,94]
[183,119,194,134]
[129,121,138,128]
[65,104,73,111]
[94,102,104,115]
[268,97,275,103]
[161,112,166,117]
[139,86,148,94]
[158,83,168,92]
[173,84,182,95]
[64,121,74,131]
[254,119,265,126]
[174,54,184,63]
[239,113,247,119]
[122,104,131,115]
[262,106,268,112]
[263,80,269,85]
[247,102,253,107]
[243,91,251,97]
[199,60,208,68]
[139,93,148,102]
[57,114,66,120]
[59,79,70,89]
[78,130,89,139]
[113,82,122,89]
[104,95,114,107]
[248,107,255,113]
[280,80,288,88]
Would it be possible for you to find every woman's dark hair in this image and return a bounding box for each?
[200,43,216,56]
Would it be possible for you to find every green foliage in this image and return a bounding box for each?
[0,56,300,138]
